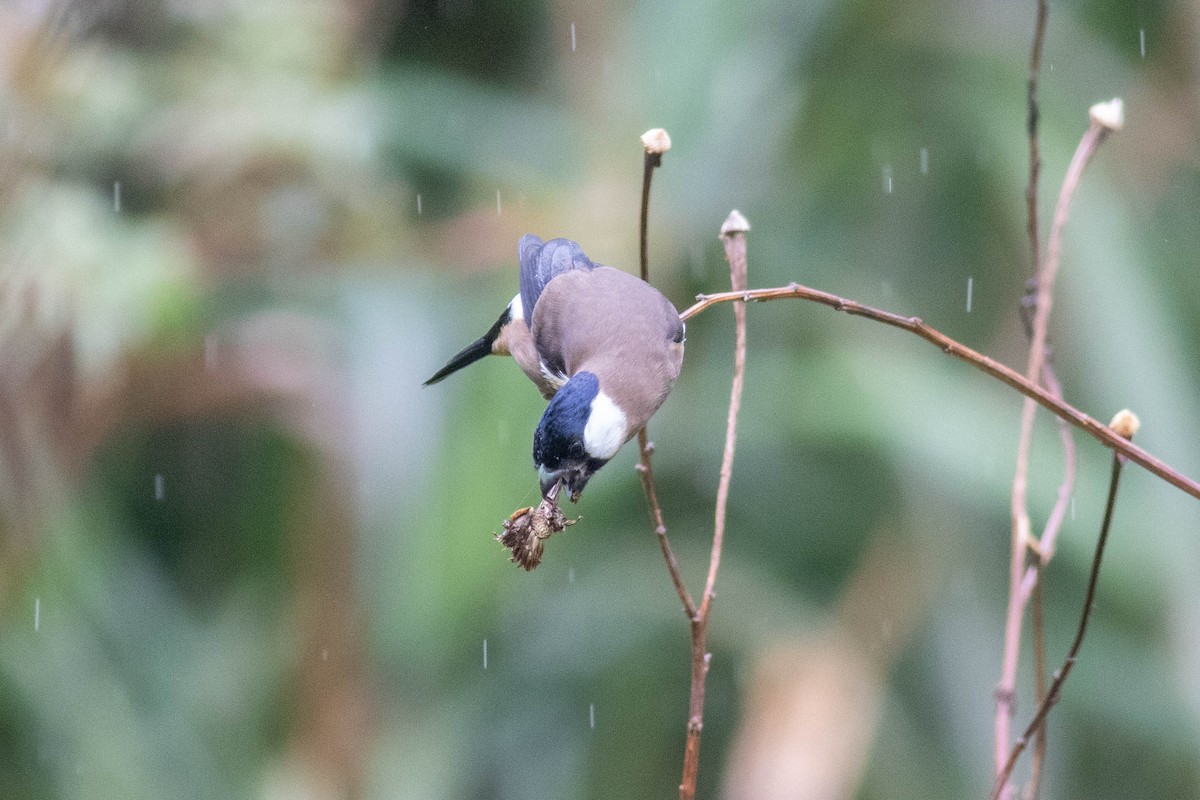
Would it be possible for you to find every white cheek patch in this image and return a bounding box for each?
[583,391,628,460]
[509,293,524,322]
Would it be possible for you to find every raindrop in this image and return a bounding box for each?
[589,702,595,729]
[919,147,929,175]
[567,567,575,584]
[416,194,423,215]
[570,22,577,52]
[882,165,893,194]
[496,190,502,216]
[34,597,40,632]
[1070,495,1076,520]
[321,648,329,662]
[483,638,488,670]
[1139,29,1145,58]
[154,473,165,502]
[966,277,974,313]
[113,181,122,214]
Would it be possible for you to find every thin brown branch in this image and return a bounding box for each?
[680,211,751,800]
[1037,367,1078,562]
[1030,573,1047,799]
[998,110,1120,790]
[638,128,670,282]
[637,429,696,618]
[640,153,657,282]
[633,128,694,617]
[990,415,1136,800]
[1027,369,1076,800]
[701,212,749,617]
[679,285,1199,501]
[1025,0,1048,278]
[680,640,712,800]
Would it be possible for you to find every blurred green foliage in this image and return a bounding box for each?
[1,1,1198,799]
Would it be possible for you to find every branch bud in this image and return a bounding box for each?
[1109,408,1140,439]
[640,128,672,155]
[1089,98,1124,132]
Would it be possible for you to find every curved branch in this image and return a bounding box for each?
[680,285,1200,501]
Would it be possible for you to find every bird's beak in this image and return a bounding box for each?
[538,467,565,501]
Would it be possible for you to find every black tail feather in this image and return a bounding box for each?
[423,307,511,385]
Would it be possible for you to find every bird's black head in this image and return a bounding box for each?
[533,372,616,501]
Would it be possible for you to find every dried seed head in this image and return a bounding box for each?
[640,128,672,155]
[1109,408,1140,439]
[495,497,578,570]
[1089,98,1124,132]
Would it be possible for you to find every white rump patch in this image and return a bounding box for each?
[583,392,628,460]
[509,293,524,322]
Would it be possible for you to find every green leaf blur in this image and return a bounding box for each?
[0,2,1197,799]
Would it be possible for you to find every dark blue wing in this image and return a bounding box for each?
[518,234,596,319]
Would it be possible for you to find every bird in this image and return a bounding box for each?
[425,234,685,502]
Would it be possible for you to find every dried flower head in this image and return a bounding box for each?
[1089,98,1124,132]
[640,128,672,155]
[496,496,578,570]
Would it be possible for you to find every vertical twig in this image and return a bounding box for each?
[1030,574,1047,798]
[991,412,1140,800]
[1025,0,1049,278]
[679,210,750,800]
[996,99,1124,796]
[702,211,749,619]
[633,128,750,798]
[637,430,696,617]
[1021,6,1052,788]
[1028,368,1077,798]
[639,129,670,283]
[633,128,696,618]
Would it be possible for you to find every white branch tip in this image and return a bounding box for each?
[1089,98,1124,131]
[720,209,750,237]
[641,128,672,155]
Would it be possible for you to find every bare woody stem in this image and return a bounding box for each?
[680,284,1198,500]
[1025,0,1048,277]
[998,112,1119,791]
[680,211,751,800]
[989,417,1136,800]
[1022,8,1052,791]
[703,212,749,618]
[633,129,696,618]
[1027,367,1075,800]
[637,429,696,618]
[640,151,659,283]
[639,128,670,283]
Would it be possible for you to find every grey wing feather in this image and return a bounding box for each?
[518,234,596,319]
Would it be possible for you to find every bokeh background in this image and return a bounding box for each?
[1,0,1199,798]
